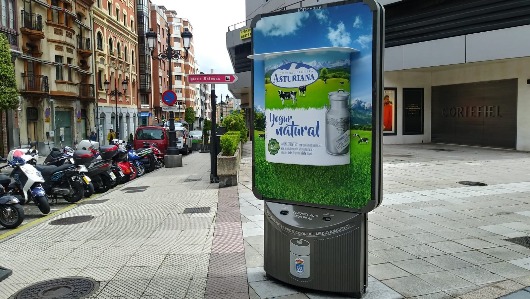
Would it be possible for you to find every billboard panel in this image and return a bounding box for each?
[251,0,383,211]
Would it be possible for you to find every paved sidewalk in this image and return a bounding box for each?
[0,151,218,298]
[239,143,530,299]
[0,143,529,298]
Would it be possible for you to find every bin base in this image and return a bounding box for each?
[164,154,182,168]
[264,201,367,296]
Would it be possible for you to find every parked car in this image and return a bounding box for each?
[176,127,192,155]
[134,126,169,155]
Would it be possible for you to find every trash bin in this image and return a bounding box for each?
[264,201,367,297]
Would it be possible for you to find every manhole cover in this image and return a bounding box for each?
[11,277,98,299]
[184,177,202,182]
[121,186,149,193]
[505,236,530,249]
[49,215,94,226]
[183,207,211,214]
[82,199,110,205]
[458,181,487,186]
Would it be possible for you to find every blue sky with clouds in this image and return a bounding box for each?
[252,2,375,110]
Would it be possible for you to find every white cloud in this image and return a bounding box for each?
[356,35,372,48]
[327,22,351,47]
[353,16,362,28]
[314,10,328,24]
[255,11,309,37]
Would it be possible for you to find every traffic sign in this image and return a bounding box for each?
[162,90,178,106]
[187,74,238,84]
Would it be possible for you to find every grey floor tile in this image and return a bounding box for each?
[479,262,530,279]
[370,248,418,262]
[421,255,473,270]
[427,241,473,254]
[417,270,475,290]
[449,266,505,285]
[453,238,498,250]
[479,247,529,261]
[400,244,446,258]
[368,263,411,280]
[453,250,502,265]
[249,280,300,298]
[392,259,443,275]
[382,276,441,297]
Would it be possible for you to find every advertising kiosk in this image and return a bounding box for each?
[250,1,384,297]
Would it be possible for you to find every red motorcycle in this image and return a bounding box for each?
[114,148,137,182]
[143,142,164,168]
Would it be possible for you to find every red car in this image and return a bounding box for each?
[134,126,169,154]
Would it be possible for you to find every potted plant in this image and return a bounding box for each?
[217,132,240,187]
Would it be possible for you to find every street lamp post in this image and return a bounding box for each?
[146,25,193,156]
[104,78,128,143]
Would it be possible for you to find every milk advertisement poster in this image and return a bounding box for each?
[251,1,382,211]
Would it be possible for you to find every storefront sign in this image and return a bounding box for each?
[240,28,251,40]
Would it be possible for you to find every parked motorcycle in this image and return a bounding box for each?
[0,152,50,214]
[0,184,24,229]
[84,146,118,193]
[113,148,136,183]
[7,142,38,165]
[136,146,157,173]
[44,147,94,198]
[142,142,164,169]
[127,145,145,177]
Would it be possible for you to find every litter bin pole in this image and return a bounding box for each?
[264,201,368,298]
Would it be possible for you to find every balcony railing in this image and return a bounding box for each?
[77,37,91,50]
[21,74,48,93]
[79,83,95,98]
[21,10,43,31]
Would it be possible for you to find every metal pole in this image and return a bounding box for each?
[210,85,218,183]
[115,77,118,142]
[166,24,177,155]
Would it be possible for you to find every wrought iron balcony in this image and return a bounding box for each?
[21,74,48,93]
[78,83,95,98]
[77,37,91,50]
[21,10,43,31]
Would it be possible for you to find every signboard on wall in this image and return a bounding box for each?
[251,0,383,212]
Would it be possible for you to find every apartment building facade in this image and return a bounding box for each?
[14,0,96,152]
[227,0,530,150]
[136,0,153,126]
[93,0,138,144]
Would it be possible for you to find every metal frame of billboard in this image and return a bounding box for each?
[250,0,384,213]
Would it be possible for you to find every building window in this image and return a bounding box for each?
[97,0,100,8]
[117,42,121,58]
[176,88,182,94]
[1,0,15,29]
[176,75,182,81]
[55,55,63,80]
[131,50,135,65]
[51,0,59,23]
[123,13,126,26]
[115,8,119,21]
[124,46,128,62]
[131,20,134,31]
[140,94,148,105]
[67,57,73,81]
[97,70,103,90]
[107,2,111,14]
[97,32,103,50]
[108,38,113,54]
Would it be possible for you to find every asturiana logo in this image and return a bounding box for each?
[270,62,319,88]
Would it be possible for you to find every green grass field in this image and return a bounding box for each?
[266,78,350,109]
[254,129,372,209]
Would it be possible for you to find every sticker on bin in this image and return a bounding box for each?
[295,258,305,273]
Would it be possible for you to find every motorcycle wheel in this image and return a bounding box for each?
[64,181,85,203]
[101,174,116,190]
[136,163,145,177]
[148,155,156,172]
[0,204,24,229]
[84,182,95,198]
[35,195,50,215]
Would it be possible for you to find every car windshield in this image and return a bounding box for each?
[136,129,164,140]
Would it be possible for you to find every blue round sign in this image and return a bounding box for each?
[162,90,177,106]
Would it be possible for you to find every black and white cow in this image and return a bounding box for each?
[298,85,307,96]
[278,90,297,106]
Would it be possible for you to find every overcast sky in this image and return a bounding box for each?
[157,0,247,101]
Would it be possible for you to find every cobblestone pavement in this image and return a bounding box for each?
[240,143,530,299]
[0,151,218,299]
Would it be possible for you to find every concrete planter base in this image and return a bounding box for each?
[217,148,239,188]
[164,154,183,168]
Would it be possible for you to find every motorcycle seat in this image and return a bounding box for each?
[0,174,10,186]
[35,164,73,177]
